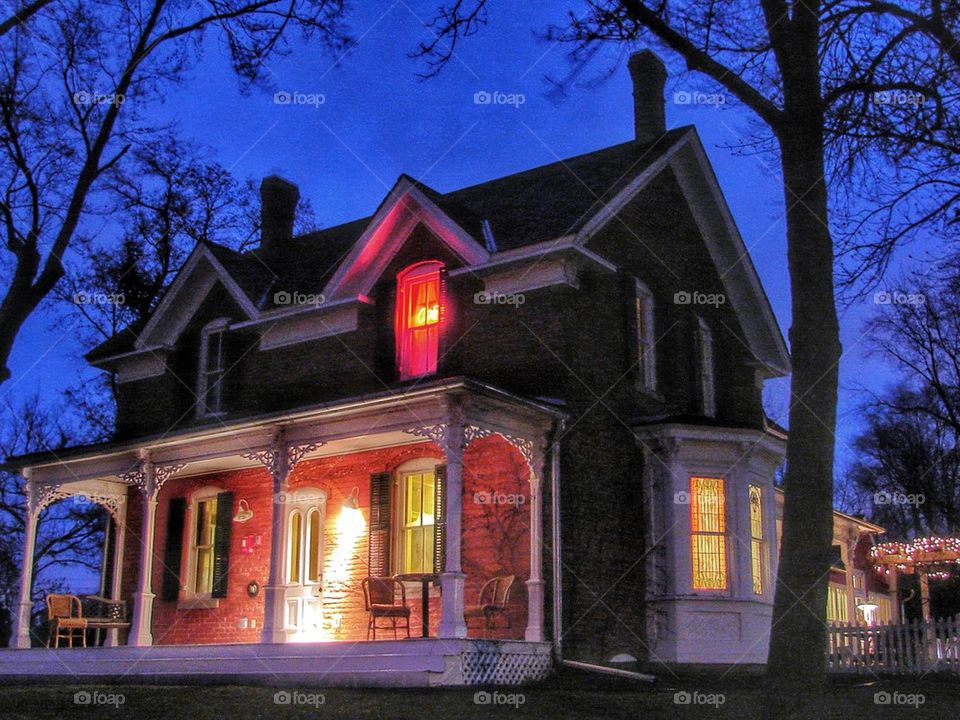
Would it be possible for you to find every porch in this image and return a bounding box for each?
[5,380,563,684]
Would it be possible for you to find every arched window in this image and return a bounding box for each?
[395,261,443,380]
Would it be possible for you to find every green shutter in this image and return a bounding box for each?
[368,472,392,576]
[433,464,447,574]
[161,498,187,601]
[211,492,234,598]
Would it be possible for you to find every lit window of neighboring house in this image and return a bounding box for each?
[396,262,443,380]
[397,468,436,574]
[635,280,657,392]
[827,585,849,623]
[696,317,716,417]
[749,485,765,595]
[691,476,727,591]
[198,318,229,416]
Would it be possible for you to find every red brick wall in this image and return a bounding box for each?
[141,435,532,645]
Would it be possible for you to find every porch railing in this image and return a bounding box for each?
[827,619,960,674]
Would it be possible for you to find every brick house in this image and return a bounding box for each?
[5,51,801,682]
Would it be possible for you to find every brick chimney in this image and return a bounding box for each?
[628,50,668,144]
[259,175,299,261]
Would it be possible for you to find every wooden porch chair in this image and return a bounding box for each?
[362,577,411,640]
[46,594,87,648]
[464,574,516,637]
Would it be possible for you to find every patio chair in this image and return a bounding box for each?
[362,577,411,640]
[464,574,516,637]
[46,594,87,648]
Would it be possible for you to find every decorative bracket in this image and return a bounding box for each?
[33,482,127,520]
[120,461,185,499]
[242,438,324,482]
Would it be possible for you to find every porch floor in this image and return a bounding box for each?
[0,639,552,687]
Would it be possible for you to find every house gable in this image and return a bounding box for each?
[322,176,490,301]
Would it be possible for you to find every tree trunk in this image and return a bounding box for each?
[764,97,841,715]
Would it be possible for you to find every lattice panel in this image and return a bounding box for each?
[461,644,552,685]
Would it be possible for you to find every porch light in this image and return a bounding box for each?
[233,499,254,523]
[343,486,360,511]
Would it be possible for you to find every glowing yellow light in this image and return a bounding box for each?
[316,504,366,641]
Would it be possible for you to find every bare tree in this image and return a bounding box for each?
[0,0,350,386]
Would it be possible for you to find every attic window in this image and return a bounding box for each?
[197,318,229,417]
[396,261,443,380]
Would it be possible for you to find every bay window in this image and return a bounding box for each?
[749,485,765,595]
[690,476,727,591]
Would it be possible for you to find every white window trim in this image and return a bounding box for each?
[391,457,440,577]
[634,279,657,393]
[197,317,230,418]
[180,485,223,607]
[283,487,328,588]
[697,316,716,418]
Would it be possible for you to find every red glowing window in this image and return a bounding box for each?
[396,261,443,379]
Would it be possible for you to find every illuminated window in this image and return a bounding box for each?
[287,510,302,583]
[696,317,716,417]
[193,497,218,595]
[749,485,764,595]
[690,477,727,591]
[396,261,443,379]
[635,280,656,391]
[397,469,436,574]
[827,585,849,623]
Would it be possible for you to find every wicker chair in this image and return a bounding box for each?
[464,574,516,637]
[362,577,411,640]
[46,594,87,648]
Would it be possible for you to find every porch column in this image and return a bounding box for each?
[129,462,159,647]
[261,439,291,644]
[438,403,468,639]
[10,472,38,648]
[525,458,545,642]
[104,500,127,648]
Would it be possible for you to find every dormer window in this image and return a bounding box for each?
[395,261,443,380]
[696,316,716,417]
[198,318,229,417]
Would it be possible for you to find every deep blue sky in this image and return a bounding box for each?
[4,2,912,482]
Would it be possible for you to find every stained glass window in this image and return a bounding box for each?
[749,485,764,595]
[691,477,727,590]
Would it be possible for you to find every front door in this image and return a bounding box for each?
[284,489,326,641]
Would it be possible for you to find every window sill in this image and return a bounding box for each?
[177,596,220,611]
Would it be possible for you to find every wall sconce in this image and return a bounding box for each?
[233,498,254,523]
[343,486,360,511]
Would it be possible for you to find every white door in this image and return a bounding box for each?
[283,489,326,641]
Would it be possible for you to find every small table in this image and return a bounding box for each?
[395,573,439,638]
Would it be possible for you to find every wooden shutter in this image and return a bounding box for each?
[433,464,447,574]
[161,498,187,601]
[211,492,234,599]
[368,472,392,576]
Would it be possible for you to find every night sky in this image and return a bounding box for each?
[2,2,920,486]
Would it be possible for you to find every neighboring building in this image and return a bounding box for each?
[774,490,898,628]
[4,51,801,682]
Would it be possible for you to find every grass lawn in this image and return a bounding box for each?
[0,671,955,719]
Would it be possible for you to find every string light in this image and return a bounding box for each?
[871,536,960,579]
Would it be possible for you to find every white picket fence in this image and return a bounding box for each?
[827,619,960,674]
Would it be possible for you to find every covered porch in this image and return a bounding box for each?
[4,380,561,685]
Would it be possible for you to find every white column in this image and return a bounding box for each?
[10,473,38,649]
[525,461,545,642]
[438,404,468,639]
[261,442,291,644]
[129,463,159,647]
[104,500,127,648]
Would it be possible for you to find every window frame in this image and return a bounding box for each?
[634,279,657,393]
[748,485,765,595]
[395,261,444,380]
[696,316,716,417]
[391,458,439,577]
[690,476,728,592]
[197,317,230,417]
[184,485,223,599]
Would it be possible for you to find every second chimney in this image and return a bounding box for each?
[260,175,300,261]
[628,50,668,144]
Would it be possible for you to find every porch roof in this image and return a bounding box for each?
[3,377,565,484]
